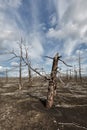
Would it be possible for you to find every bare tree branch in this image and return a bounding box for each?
[44,55,62,60]
[8,56,18,61]
[59,59,72,67]
[44,56,53,59]
[10,50,20,58]
[21,56,49,80]
[29,65,49,80]
[0,51,12,55]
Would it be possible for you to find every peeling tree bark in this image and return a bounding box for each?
[46,53,59,108]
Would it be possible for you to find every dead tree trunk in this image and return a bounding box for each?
[78,52,82,82]
[19,40,23,90]
[66,69,69,80]
[5,69,8,83]
[74,65,77,82]
[24,45,32,83]
[46,53,59,108]
[19,51,22,85]
[28,63,31,82]
[69,69,71,80]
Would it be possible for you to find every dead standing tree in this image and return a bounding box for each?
[45,53,72,108]
[24,45,32,83]
[19,40,23,89]
[74,65,77,82]
[9,40,32,89]
[5,69,8,83]
[78,52,82,82]
[46,53,59,108]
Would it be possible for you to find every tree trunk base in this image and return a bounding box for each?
[46,98,53,109]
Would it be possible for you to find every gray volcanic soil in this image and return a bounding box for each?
[0,78,87,130]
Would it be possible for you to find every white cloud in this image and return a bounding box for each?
[63,39,77,56]
[62,0,87,24]
[11,61,19,66]
[29,33,44,60]
[0,0,27,62]
[55,0,70,20]
[0,0,22,9]
[0,65,9,72]
[47,0,87,56]
[0,12,22,49]
[0,66,3,71]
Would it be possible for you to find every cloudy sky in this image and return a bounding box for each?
[0,0,87,77]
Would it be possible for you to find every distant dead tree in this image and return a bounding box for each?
[11,38,25,89]
[7,38,33,89]
[69,69,72,80]
[66,69,69,80]
[18,39,23,89]
[78,52,82,82]
[41,67,45,75]
[66,69,72,80]
[24,44,31,83]
[34,67,46,76]
[5,69,8,83]
[6,38,30,89]
[74,65,77,82]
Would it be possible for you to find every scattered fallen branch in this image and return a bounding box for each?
[58,77,65,85]
[58,122,87,130]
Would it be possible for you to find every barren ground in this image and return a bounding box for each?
[0,78,87,130]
